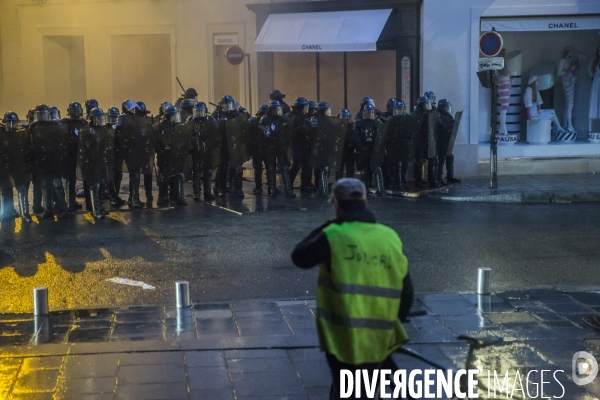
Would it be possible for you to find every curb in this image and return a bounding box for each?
[423,191,600,204]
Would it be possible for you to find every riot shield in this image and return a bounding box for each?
[199,119,221,170]
[77,126,115,183]
[309,115,336,170]
[279,118,294,164]
[159,123,192,177]
[31,121,68,180]
[224,115,249,166]
[446,111,462,156]
[370,119,389,170]
[389,115,422,164]
[0,128,32,187]
[427,110,438,159]
[122,115,157,175]
[329,118,347,172]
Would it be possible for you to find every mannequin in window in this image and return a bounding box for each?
[524,75,566,134]
[588,44,600,133]
[496,48,511,135]
[557,46,579,134]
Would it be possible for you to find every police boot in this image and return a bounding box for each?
[17,186,32,223]
[446,155,461,183]
[226,166,233,193]
[203,171,216,201]
[84,183,92,212]
[32,181,44,214]
[90,184,105,219]
[193,172,201,201]
[111,172,125,206]
[0,188,18,220]
[67,179,81,212]
[359,170,367,189]
[428,162,442,189]
[233,166,244,198]
[144,173,153,208]
[169,178,177,201]
[267,167,279,197]
[216,167,227,197]
[253,167,263,195]
[283,166,296,198]
[398,162,409,192]
[414,160,426,189]
[314,168,321,189]
[157,175,169,207]
[289,163,300,186]
[41,183,53,219]
[52,178,68,219]
[318,168,329,197]
[300,167,315,193]
[176,173,188,206]
[129,173,143,209]
[374,167,387,197]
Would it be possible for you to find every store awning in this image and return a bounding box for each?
[481,15,600,32]
[254,9,392,52]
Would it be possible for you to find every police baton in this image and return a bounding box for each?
[176,77,186,95]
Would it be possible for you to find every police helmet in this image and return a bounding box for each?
[185,88,198,99]
[438,98,451,114]
[268,100,283,117]
[122,99,139,114]
[220,95,234,113]
[338,109,350,120]
[108,107,120,125]
[416,96,432,111]
[269,89,285,100]
[393,101,406,116]
[49,106,61,121]
[35,104,51,122]
[85,99,99,113]
[193,102,208,119]
[317,101,331,117]
[293,97,309,114]
[67,102,84,119]
[3,112,19,132]
[164,105,181,124]
[256,104,269,117]
[362,104,376,120]
[27,108,36,124]
[386,98,397,112]
[308,101,318,115]
[136,101,150,116]
[89,107,106,127]
[361,97,375,108]
[181,99,197,111]
[159,102,173,115]
[424,91,436,105]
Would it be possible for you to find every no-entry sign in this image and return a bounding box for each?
[479,31,503,57]
[225,46,244,65]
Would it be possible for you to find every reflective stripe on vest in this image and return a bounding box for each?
[317,307,396,330]
[318,274,403,299]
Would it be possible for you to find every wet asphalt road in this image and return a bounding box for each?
[1,186,599,313]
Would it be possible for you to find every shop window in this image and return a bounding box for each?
[401,56,411,111]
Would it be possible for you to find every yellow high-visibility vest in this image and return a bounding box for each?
[317,221,409,365]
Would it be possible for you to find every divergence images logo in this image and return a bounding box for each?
[573,351,598,386]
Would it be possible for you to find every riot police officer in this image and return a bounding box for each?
[260,100,295,198]
[351,104,386,196]
[135,102,151,117]
[336,109,355,180]
[382,98,396,118]
[189,102,217,201]
[175,88,198,109]
[437,99,460,184]
[412,96,442,188]
[286,97,314,192]
[29,104,69,219]
[61,102,87,212]
[391,101,411,191]
[354,97,376,121]
[180,99,196,122]
[249,104,268,195]
[49,106,61,121]
[156,106,190,207]
[78,108,115,219]
[269,90,291,115]
[0,112,32,222]
[307,101,318,117]
[85,99,99,118]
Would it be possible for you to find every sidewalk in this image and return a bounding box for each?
[1,286,600,399]
[417,173,600,203]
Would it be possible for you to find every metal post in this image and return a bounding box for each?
[316,52,321,102]
[175,281,191,308]
[33,315,50,345]
[490,71,498,189]
[244,54,253,114]
[477,268,491,295]
[33,287,48,316]
[343,52,348,109]
[477,295,492,313]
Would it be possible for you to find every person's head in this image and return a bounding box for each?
[562,46,573,60]
[329,178,367,218]
[316,101,331,117]
[35,104,51,122]
[528,75,539,103]
[393,101,406,116]
[416,96,431,112]
[269,89,285,102]
[136,101,150,117]
[308,101,318,116]
[163,105,181,124]
[121,99,138,115]
[27,108,36,124]
[49,106,60,121]
[107,107,120,125]
[220,95,234,113]
[181,99,196,113]
[193,102,208,119]
[159,102,173,116]
[386,98,396,113]
[362,104,376,120]
[424,91,436,106]
[338,109,350,121]
[293,97,309,114]
[360,97,375,112]
[2,112,19,132]
[268,100,283,117]
[88,107,106,127]
[85,99,98,115]
[256,104,269,118]
[184,88,198,100]
[438,99,451,114]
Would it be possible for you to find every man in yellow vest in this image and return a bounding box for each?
[292,178,413,399]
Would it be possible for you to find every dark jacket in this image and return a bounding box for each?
[291,206,414,321]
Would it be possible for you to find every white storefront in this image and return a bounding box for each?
[423,0,600,176]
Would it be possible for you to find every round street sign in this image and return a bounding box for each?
[479,31,503,57]
[225,46,244,65]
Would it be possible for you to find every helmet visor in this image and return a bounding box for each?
[168,112,181,124]
[271,106,282,117]
[108,115,119,125]
[221,101,234,112]
[362,109,375,120]
[441,104,452,114]
[324,108,331,117]
[36,110,51,122]
[393,106,405,116]
[92,114,107,126]
[424,102,432,111]
[69,110,83,119]
[302,104,309,114]
[193,108,207,119]
[5,120,19,131]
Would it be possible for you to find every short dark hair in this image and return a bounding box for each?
[336,198,367,211]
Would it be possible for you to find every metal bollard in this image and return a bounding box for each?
[477,268,491,295]
[33,287,49,316]
[33,315,50,345]
[175,281,191,308]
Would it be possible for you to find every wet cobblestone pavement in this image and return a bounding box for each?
[1,287,600,399]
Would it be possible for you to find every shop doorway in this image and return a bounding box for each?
[111,34,172,112]
[213,45,241,106]
[42,36,87,109]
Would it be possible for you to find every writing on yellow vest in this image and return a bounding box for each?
[317,221,409,365]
